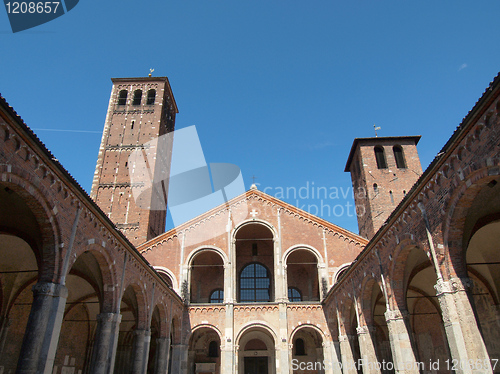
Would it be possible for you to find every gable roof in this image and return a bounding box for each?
[138,188,368,250]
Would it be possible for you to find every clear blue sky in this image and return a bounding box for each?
[1,0,499,234]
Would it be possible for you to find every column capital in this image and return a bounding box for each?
[32,282,68,298]
[96,312,121,323]
[356,325,375,335]
[384,308,409,322]
[434,277,473,296]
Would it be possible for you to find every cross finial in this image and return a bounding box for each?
[374,124,381,137]
[149,68,154,77]
[252,175,257,184]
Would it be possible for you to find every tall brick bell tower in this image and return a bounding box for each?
[91,77,178,246]
[345,136,423,240]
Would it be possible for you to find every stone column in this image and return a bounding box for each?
[278,303,289,373]
[221,303,234,374]
[89,312,122,374]
[384,309,420,374]
[356,325,381,374]
[155,336,171,374]
[322,340,343,374]
[170,344,188,374]
[17,282,68,374]
[435,277,493,374]
[338,334,357,374]
[0,316,11,356]
[131,329,151,374]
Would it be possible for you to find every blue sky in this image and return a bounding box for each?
[1,0,499,234]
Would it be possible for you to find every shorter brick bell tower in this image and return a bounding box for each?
[345,136,423,239]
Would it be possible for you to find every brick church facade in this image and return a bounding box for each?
[0,73,499,374]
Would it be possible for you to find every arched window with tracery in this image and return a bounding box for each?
[239,263,271,302]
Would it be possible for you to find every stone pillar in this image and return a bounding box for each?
[323,341,343,374]
[384,309,420,374]
[278,303,289,373]
[17,282,68,374]
[356,325,381,374]
[155,336,171,374]
[0,316,11,356]
[435,277,493,374]
[221,303,234,374]
[338,334,357,374]
[131,329,151,374]
[170,344,188,374]
[89,312,122,374]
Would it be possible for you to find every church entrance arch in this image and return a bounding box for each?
[237,326,276,374]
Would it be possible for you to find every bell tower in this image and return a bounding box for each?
[345,136,423,240]
[91,76,178,246]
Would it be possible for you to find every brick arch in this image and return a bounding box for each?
[232,218,278,240]
[359,274,383,327]
[67,245,118,313]
[332,262,352,284]
[282,244,324,264]
[154,266,178,291]
[150,301,169,338]
[189,324,223,342]
[185,245,228,267]
[121,281,149,330]
[442,165,500,279]
[235,321,278,346]
[0,170,62,283]
[289,323,326,344]
[389,238,425,310]
[337,296,357,336]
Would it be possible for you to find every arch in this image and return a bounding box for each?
[185,245,228,267]
[282,244,324,264]
[0,174,61,282]
[117,89,128,105]
[188,325,222,374]
[154,266,179,291]
[232,218,278,241]
[235,322,278,345]
[234,221,276,302]
[0,234,38,371]
[68,245,117,312]
[442,166,500,279]
[393,145,407,168]
[120,281,149,330]
[359,274,394,368]
[284,246,321,301]
[190,324,223,341]
[465,220,500,359]
[146,89,156,105]
[55,249,113,373]
[389,238,424,310]
[289,323,327,343]
[332,262,352,284]
[132,89,142,105]
[374,146,387,169]
[188,248,225,303]
[236,324,277,374]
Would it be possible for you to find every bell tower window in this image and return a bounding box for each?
[374,146,387,169]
